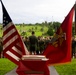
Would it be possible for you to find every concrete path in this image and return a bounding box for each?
[5,66,59,75]
[49,66,59,75]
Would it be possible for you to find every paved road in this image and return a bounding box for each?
[5,66,59,75]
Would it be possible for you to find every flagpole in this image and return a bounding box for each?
[75,2,76,34]
[0,0,2,4]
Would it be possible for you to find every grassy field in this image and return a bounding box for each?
[0,58,76,75]
[16,25,48,37]
[0,58,16,75]
[55,59,76,75]
[0,25,48,37]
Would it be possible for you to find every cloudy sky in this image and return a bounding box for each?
[0,0,75,24]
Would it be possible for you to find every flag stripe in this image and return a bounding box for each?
[3,25,16,36]
[6,51,20,61]
[14,44,22,52]
[3,28,16,41]
[3,35,18,50]
[3,31,18,44]
[12,46,22,55]
[5,53,19,65]
[9,48,22,58]
[3,22,14,32]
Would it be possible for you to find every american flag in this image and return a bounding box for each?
[1,0,29,65]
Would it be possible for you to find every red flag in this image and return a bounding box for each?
[1,0,29,65]
[43,5,74,65]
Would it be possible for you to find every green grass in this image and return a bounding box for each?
[0,25,48,37]
[0,58,76,75]
[55,59,76,75]
[0,58,16,75]
[16,25,48,36]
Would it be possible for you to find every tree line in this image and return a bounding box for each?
[0,21,75,36]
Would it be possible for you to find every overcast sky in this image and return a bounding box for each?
[0,0,75,24]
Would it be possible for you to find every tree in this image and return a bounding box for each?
[47,26,54,36]
[40,27,44,32]
[52,22,61,32]
[45,21,48,26]
[21,31,27,36]
[35,26,37,30]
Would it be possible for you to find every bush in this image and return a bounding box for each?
[47,26,54,36]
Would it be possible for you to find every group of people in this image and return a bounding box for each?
[0,31,76,58]
[23,31,76,57]
[72,36,76,58]
[23,31,51,55]
[0,31,51,58]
